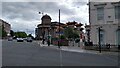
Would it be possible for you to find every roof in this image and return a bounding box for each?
[0,19,10,26]
[75,23,83,27]
[41,14,52,20]
[37,24,42,27]
[51,22,65,26]
[66,21,78,25]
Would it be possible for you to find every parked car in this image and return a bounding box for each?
[17,38,24,42]
[8,37,13,41]
[26,37,32,42]
[23,38,27,41]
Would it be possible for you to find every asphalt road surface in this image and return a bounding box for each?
[2,40,118,66]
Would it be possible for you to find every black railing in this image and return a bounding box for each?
[84,43,119,52]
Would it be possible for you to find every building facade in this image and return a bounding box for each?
[35,14,65,40]
[35,14,53,40]
[89,2,120,46]
[0,19,11,36]
[35,14,84,41]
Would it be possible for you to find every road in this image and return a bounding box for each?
[2,40,118,66]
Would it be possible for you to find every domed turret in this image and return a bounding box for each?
[41,14,51,25]
[41,14,51,20]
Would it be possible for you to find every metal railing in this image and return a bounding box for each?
[84,43,119,52]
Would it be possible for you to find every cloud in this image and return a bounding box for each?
[2,1,89,35]
[0,2,2,19]
[71,2,88,7]
[2,0,89,2]
[2,2,38,21]
[2,2,78,21]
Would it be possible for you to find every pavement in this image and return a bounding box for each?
[36,41,119,56]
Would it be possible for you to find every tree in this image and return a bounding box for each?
[0,26,2,37]
[59,35,65,39]
[27,34,34,39]
[64,27,74,39]
[0,25,7,38]
[64,27,79,40]
[72,32,79,40]
[64,27,80,46]
[10,30,14,37]
[2,29,7,37]
[14,32,27,38]
[27,34,32,37]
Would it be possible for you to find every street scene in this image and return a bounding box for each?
[0,0,120,68]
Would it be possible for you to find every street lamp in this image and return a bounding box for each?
[39,12,44,16]
[58,9,61,48]
[73,26,77,46]
[39,11,45,44]
[47,27,51,46]
[42,30,45,44]
[97,26,102,53]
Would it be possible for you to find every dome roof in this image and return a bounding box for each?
[41,14,52,20]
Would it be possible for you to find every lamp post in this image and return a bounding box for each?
[98,26,102,53]
[39,11,45,44]
[42,30,45,44]
[58,9,61,48]
[47,27,51,46]
[73,26,77,46]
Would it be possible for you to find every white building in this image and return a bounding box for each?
[89,2,120,46]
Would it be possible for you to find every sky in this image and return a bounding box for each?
[1,0,89,37]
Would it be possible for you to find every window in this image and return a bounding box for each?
[97,7,104,20]
[97,29,105,45]
[116,30,120,45]
[115,6,120,19]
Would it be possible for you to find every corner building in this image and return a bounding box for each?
[89,2,120,46]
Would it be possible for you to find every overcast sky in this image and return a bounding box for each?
[1,0,89,36]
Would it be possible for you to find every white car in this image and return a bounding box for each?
[17,38,24,42]
[26,37,32,42]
